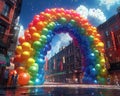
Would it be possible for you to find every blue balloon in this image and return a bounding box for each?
[36,58,45,65]
[47,34,52,43]
[90,68,97,77]
[45,44,51,51]
[38,54,45,59]
[93,80,98,84]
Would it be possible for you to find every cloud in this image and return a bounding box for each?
[46,33,72,59]
[75,5,106,26]
[99,0,120,10]
[76,5,89,19]
[88,8,106,25]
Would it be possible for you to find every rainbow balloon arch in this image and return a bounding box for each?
[14,8,108,85]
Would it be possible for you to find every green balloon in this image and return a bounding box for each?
[33,41,42,50]
[95,64,101,72]
[47,22,55,30]
[28,65,38,75]
[70,19,76,26]
[28,66,38,77]
[28,80,34,85]
[88,35,94,42]
[98,77,106,84]
[93,49,99,57]
[40,35,47,43]
[32,63,39,68]
[59,17,67,24]
[42,28,49,35]
[79,28,85,34]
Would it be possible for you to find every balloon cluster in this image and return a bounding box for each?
[14,8,107,85]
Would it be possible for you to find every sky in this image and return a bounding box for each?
[19,0,120,59]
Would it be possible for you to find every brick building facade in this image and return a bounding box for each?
[0,0,22,66]
[97,11,120,84]
[45,42,83,83]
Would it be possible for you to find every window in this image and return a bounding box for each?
[106,40,111,48]
[0,25,6,35]
[2,3,11,17]
[105,31,109,37]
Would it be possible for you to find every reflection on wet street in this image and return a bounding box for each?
[0,85,120,96]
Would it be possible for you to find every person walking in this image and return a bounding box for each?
[3,68,9,88]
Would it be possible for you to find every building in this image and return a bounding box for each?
[45,42,83,83]
[0,0,22,67]
[97,10,120,84]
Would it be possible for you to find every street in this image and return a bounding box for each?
[0,82,120,96]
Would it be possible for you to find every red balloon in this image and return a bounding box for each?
[25,33,31,41]
[14,55,23,63]
[28,22,33,28]
[18,36,26,44]
[33,17,40,26]
[18,73,30,85]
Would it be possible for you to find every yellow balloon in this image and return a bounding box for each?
[96,42,104,48]
[100,68,107,77]
[22,42,31,51]
[26,58,35,67]
[31,32,40,41]
[21,51,30,60]
[16,45,22,54]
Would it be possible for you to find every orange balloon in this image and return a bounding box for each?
[16,67,25,74]
[22,42,31,51]
[31,32,40,41]
[16,45,22,54]
[29,26,37,35]
[35,21,45,31]
[18,73,30,85]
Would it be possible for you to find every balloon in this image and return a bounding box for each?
[22,42,31,51]
[28,65,38,75]
[98,77,106,84]
[90,68,97,77]
[42,28,49,35]
[45,44,51,51]
[95,64,101,72]
[26,58,35,67]
[25,33,31,42]
[36,58,45,65]
[47,22,55,30]
[59,17,67,24]
[14,55,23,63]
[28,80,34,85]
[18,36,26,44]
[70,19,76,26]
[33,41,42,50]
[18,73,30,85]
[33,15,40,26]
[29,26,37,35]
[35,21,45,31]
[21,51,30,60]
[46,34,52,43]
[31,32,40,41]
[100,68,107,77]
[16,46,22,54]
[39,35,47,44]
[16,67,25,74]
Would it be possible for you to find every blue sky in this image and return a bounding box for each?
[19,0,120,59]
